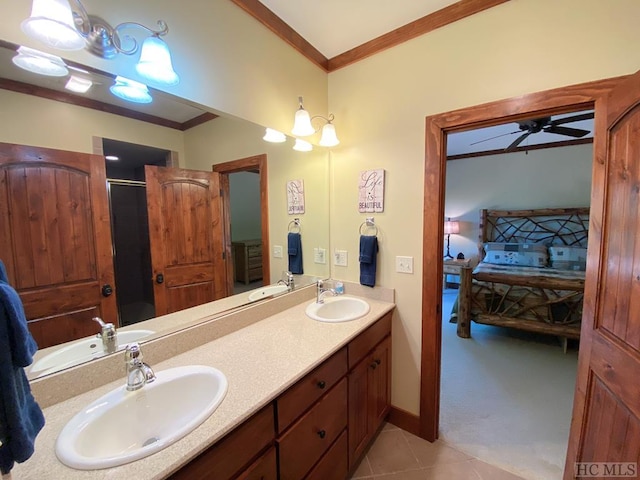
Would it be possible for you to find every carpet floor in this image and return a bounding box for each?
[439,289,578,480]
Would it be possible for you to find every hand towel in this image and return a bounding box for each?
[288,232,303,275]
[0,260,7,283]
[359,235,379,287]
[0,279,45,474]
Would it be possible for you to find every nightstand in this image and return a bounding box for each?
[443,258,471,289]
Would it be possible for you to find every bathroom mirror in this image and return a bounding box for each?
[0,40,330,379]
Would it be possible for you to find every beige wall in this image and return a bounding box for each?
[327,0,640,415]
[0,0,328,133]
[0,89,185,155]
[446,143,593,263]
[183,116,331,281]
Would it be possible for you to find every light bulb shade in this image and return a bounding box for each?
[12,46,68,76]
[21,0,85,50]
[293,139,313,152]
[292,107,315,136]
[263,128,286,143]
[319,122,339,147]
[443,220,460,235]
[110,76,152,104]
[135,36,179,86]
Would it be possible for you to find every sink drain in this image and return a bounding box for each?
[142,436,159,447]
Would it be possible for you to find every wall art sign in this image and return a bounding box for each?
[358,169,385,213]
[287,179,305,214]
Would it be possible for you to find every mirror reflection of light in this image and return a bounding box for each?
[262,128,286,143]
[109,76,152,104]
[105,155,119,161]
[293,138,312,152]
[12,45,68,76]
[65,75,93,93]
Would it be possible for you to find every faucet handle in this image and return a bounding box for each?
[125,342,142,364]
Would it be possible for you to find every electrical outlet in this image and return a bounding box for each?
[273,245,283,258]
[334,250,348,266]
[314,248,326,264]
[396,256,414,274]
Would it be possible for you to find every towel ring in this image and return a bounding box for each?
[288,218,301,233]
[359,217,378,236]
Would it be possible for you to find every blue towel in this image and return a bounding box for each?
[288,232,303,275]
[359,235,379,287]
[0,276,45,474]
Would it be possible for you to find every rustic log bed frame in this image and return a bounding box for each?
[456,207,589,346]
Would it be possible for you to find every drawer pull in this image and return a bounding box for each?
[317,429,326,439]
[317,380,326,389]
[370,359,381,369]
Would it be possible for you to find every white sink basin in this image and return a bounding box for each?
[31,329,155,375]
[305,296,370,323]
[55,365,228,470]
[248,284,289,302]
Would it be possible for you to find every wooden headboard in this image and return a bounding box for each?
[479,207,590,253]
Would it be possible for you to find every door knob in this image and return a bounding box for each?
[101,284,113,297]
[155,274,164,284]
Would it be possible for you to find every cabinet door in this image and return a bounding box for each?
[368,336,391,434]
[348,354,370,469]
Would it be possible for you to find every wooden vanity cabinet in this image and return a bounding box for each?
[347,313,392,470]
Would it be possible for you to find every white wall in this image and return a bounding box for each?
[328,0,640,415]
[229,172,262,241]
[445,143,594,264]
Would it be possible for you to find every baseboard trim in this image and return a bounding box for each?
[387,406,421,436]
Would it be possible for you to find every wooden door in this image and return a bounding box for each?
[145,166,226,316]
[565,71,640,477]
[0,142,117,348]
[369,336,391,433]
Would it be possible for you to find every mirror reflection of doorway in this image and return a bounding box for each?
[103,138,168,327]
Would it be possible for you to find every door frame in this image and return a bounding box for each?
[419,75,627,442]
[213,154,269,294]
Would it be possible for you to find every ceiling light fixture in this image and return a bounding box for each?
[291,96,340,147]
[262,128,287,143]
[105,155,119,161]
[12,45,68,76]
[65,75,92,93]
[109,76,152,104]
[21,0,179,86]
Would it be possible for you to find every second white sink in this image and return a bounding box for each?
[305,296,370,323]
[55,365,228,470]
[248,284,289,302]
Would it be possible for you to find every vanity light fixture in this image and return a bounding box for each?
[21,0,180,86]
[291,96,340,147]
[109,76,152,104]
[293,138,313,152]
[263,128,287,143]
[65,75,92,93]
[12,45,68,76]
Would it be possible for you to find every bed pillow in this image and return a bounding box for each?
[548,246,587,271]
[483,242,548,267]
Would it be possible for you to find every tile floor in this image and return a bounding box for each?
[350,423,525,480]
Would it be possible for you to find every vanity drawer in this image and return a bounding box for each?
[305,430,348,480]
[348,311,391,369]
[170,404,274,480]
[276,347,347,433]
[278,378,348,480]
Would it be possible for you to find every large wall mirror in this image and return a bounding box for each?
[0,40,330,379]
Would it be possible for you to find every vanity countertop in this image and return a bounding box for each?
[13,293,395,479]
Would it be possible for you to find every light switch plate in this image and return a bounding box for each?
[334,250,348,266]
[314,248,326,264]
[273,245,283,258]
[396,256,413,274]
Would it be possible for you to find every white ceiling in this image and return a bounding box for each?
[258,0,460,58]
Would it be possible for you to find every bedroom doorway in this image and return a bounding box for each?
[418,77,624,472]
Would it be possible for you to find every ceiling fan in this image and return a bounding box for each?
[472,112,594,152]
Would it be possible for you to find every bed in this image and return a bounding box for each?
[455,207,589,348]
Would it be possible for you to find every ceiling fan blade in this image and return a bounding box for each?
[505,132,530,151]
[469,129,521,146]
[543,125,590,138]
[549,112,594,126]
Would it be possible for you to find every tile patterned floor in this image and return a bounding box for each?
[350,423,525,480]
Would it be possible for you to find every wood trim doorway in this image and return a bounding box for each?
[419,75,626,442]
[213,154,269,295]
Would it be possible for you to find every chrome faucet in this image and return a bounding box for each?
[316,280,337,304]
[277,271,295,291]
[124,343,156,391]
[92,317,117,354]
